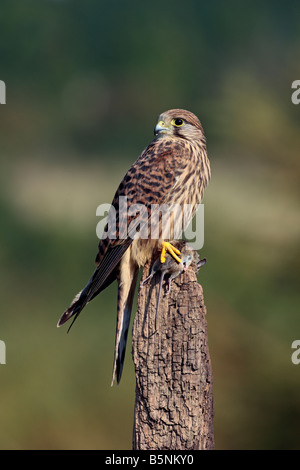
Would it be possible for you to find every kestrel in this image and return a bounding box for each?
[57,109,211,385]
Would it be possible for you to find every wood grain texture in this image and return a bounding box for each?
[132,249,214,450]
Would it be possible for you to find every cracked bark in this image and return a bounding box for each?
[132,247,214,450]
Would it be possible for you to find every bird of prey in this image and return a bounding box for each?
[57,109,211,385]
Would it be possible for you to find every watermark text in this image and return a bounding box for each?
[291,80,300,105]
[96,198,205,250]
[0,340,6,364]
[0,80,6,104]
[291,340,300,365]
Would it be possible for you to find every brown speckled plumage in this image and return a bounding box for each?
[58,109,211,385]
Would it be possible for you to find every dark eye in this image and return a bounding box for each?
[171,118,184,127]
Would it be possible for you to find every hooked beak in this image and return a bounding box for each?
[154,120,169,136]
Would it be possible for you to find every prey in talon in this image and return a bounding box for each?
[141,243,207,332]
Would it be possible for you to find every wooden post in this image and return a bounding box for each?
[132,244,214,450]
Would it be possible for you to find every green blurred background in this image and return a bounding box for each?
[0,0,299,449]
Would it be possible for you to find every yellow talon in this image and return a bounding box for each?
[160,241,182,264]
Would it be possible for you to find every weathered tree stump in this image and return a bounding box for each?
[132,244,214,450]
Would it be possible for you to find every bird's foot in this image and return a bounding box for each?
[160,241,181,264]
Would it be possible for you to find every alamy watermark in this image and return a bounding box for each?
[0,80,6,104]
[0,340,6,364]
[291,80,300,105]
[291,340,300,365]
[96,198,205,250]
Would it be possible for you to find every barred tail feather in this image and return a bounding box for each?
[111,302,132,386]
[111,265,139,386]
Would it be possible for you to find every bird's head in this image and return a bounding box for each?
[154,109,205,142]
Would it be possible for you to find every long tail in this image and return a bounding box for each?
[111,265,139,386]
